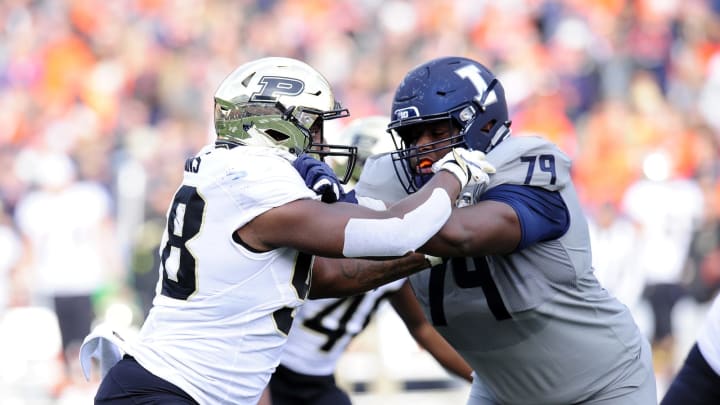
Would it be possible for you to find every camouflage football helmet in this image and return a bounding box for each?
[213,57,357,183]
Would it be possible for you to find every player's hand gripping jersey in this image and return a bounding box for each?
[127,145,319,404]
[359,136,653,405]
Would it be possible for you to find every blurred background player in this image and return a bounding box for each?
[268,278,472,405]
[13,153,120,394]
[355,55,658,404]
[336,116,396,186]
[620,149,704,387]
[586,201,645,320]
[266,117,473,405]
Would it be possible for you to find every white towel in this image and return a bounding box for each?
[79,324,129,381]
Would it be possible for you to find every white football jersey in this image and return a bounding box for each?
[127,145,319,405]
[280,279,405,375]
[621,177,703,284]
[278,158,409,376]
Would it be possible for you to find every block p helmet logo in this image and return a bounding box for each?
[250,76,305,103]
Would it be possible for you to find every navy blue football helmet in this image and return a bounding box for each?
[387,56,512,193]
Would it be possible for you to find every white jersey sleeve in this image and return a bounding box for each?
[206,146,320,232]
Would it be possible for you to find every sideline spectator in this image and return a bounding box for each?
[13,153,120,394]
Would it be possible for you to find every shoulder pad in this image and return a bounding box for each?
[485,136,572,192]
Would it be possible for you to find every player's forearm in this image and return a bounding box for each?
[309,254,429,299]
[388,171,460,214]
[419,201,521,257]
[411,325,473,382]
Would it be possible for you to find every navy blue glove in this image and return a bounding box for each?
[293,154,358,204]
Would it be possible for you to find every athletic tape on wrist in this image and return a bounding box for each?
[342,188,451,257]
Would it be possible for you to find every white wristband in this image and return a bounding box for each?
[342,188,452,257]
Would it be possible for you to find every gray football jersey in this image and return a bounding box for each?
[358,137,651,404]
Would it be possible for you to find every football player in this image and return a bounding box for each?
[90,57,495,405]
[266,117,472,405]
[660,293,720,404]
[354,56,656,404]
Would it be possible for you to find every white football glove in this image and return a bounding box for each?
[432,147,496,189]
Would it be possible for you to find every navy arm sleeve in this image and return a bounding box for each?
[478,184,569,250]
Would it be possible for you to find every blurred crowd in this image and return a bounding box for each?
[3,0,720,402]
